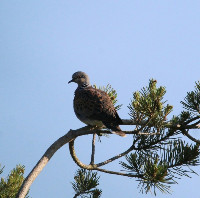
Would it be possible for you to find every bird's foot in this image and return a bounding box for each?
[89,125,103,130]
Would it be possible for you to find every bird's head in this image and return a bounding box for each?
[68,71,90,87]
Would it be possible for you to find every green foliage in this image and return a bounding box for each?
[93,84,122,111]
[128,79,173,128]
[127,80,176,151]
[181,81,200,114]
[120,153,172,195]
[162,141,200,167]
[0,165,4,175]
[120,139,200,195]
[75,80,200,196]
[170,111,192,126]
[72,169,102,198]
[0,164,28,198]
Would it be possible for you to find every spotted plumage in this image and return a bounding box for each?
[68,71,126,137]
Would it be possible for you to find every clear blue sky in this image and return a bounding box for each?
[0,1,200,197]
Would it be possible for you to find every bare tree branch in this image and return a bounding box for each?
[16,126,94,198]
[69,139,142,178]
[182,129,200,144]
[95,145,134,167]
[121,119,200,130]
[69,137,134,168]
[90,133,96,165]
[183,116,200,125]
[187,120,200,128]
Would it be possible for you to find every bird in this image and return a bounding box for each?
[68,71,126,137]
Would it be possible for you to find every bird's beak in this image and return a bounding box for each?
[68,79,74,84]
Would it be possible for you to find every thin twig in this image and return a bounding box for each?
[69,139,142,178]
[188,120,200,128]
[121,119,200,130]
[183,116,200,125]
[181,129,200,144]
[96,145,134,167]
[94,167,143,178]
[90,133,96,165]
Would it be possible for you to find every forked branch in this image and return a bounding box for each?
[16,119,200,198]
[69,139,142,178]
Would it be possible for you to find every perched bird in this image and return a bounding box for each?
[68,71,126,137]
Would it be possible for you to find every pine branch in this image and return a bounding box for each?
[120,139,200,195]
[17,79,200,197]
[0,164,4,175]
[181,81,200,113]
[16,116,200,198]
[181,129,200,144]
[0,165,29,198]
[72,169,102,198]
[128,79,173,130]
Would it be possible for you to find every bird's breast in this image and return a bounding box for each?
[75,110,104,127]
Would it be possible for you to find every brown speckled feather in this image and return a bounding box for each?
[69,71,126,137]
[74,87,122,128]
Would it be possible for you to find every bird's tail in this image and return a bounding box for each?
[103,122,126,137]
[109,125,126,137]
[111,130,126,137]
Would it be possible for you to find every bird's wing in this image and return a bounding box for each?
[74,87,121,124]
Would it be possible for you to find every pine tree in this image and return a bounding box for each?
[17,80,200,198]
[0,164,29,198]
